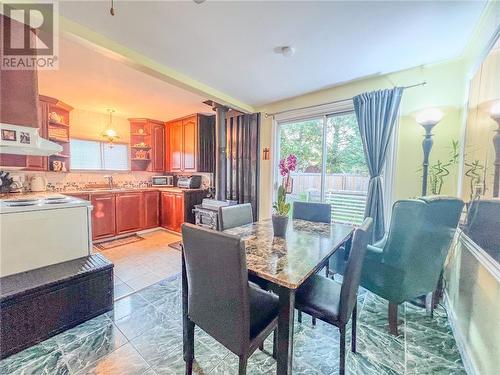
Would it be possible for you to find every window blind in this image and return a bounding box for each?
[70,139,129,171]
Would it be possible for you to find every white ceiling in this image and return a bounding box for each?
[59,1,487,107]
[38,37,210,121]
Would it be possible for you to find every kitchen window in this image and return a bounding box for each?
[70,139,129,171]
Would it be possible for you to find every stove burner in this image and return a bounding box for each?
[45,201,68,204]
[4,199,39,203]
[45,196,68,200]
[6,202,38,207]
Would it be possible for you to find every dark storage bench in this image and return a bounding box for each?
[0,254,113,359]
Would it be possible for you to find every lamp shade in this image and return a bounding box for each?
[490,101,500,120]
[416,108,444,126]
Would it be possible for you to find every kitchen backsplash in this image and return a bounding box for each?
[7,171,213,192]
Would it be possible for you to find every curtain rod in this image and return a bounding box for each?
[264,81,426,119]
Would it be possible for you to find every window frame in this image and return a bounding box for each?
[271,101,398,226]
[70,138,130,172]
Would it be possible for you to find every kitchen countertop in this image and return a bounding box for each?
[0,187,207,200]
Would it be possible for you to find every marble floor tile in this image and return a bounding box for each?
[0,274,468,375]
[61,321,128,373]
[107,293,151,321]
[0,339,69,375]
[54,314,112,347]
[113,304,166,341]
[74,343,151,375]
[114,280,135,300]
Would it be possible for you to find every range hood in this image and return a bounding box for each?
[0,123,63,156]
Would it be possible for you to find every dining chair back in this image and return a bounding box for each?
[292,201,332,223]
[182,224,250,354]
[339,217,372,325]
[219,203,254,231]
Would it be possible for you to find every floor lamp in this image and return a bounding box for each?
[491,104,500,197]
[416,108,444,196]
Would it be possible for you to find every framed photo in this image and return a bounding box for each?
[1,129,16,141]
[20,132,31,144]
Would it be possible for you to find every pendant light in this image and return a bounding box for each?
[102,109,119,146]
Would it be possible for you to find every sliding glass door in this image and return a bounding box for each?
[277,112,369,224]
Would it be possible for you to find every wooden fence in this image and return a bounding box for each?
[286,173,369,224]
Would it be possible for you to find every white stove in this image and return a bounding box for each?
[0,195,93,277]
[0,195,90,213]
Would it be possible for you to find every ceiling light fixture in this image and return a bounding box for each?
[193,0,206,4]
[102,109,119,146]
[110,0,115,16]
[274,46,295,57]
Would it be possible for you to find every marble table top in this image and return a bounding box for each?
[224,218,354,289]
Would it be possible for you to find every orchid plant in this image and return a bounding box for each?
[279,154,297,177]
[273,154,297,217]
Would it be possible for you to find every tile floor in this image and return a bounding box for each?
[96,230,182,299]
[0,274,466,375]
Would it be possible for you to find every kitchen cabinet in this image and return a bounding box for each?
[166,114,215,172]
[129,118,165,172]
[143,191,160,229]
[169,120,183,171]
[91,194,116,240]
[161,191,184,233]
[160,190,206,233]
[115,192,143,234]
[152,123,165,172]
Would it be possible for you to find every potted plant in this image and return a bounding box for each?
[272,185,290,237]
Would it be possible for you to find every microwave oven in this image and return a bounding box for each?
[151,175,174,187]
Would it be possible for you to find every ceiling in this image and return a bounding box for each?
[38,37,210,121]
[59,1,487,107]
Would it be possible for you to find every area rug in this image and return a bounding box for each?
[94,234,145,250]
[168,240,183,251]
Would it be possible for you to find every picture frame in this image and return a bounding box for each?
[1,129,17,141]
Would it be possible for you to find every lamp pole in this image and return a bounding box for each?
[492,115,500,197]
[421,123,435,196]
[416,108,443,197]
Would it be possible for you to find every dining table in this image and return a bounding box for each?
[182,218,354,375]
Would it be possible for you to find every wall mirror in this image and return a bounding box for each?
[462,33,500,263]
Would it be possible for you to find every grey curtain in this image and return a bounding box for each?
[354,88,403,242]
[226,112,260,220]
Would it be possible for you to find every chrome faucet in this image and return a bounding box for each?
[104,175,114,189]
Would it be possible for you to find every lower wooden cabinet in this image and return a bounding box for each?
[143,191,160,229]
[91,194,116,240]
[70,189,204,241]
[160,190,206,233]
[115,192,143,234]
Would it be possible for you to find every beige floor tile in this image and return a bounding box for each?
[97,229,181,295]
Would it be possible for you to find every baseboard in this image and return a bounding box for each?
[443,291,477,375]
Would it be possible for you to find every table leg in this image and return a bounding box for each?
[276,287,295,375]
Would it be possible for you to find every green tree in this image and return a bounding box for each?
[279,113,367,174]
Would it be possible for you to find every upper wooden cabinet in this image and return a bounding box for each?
[129,118,165,172]
[151,123,165,172]
[0,95,72,171]
[165,114,215,173]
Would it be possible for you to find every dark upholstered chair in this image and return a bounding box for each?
[219,203,254,231]
[360,196,464,335]
[292,201,332,324]
[292,201,332,223]
[181,224,278,375]
[295,218,373,375]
